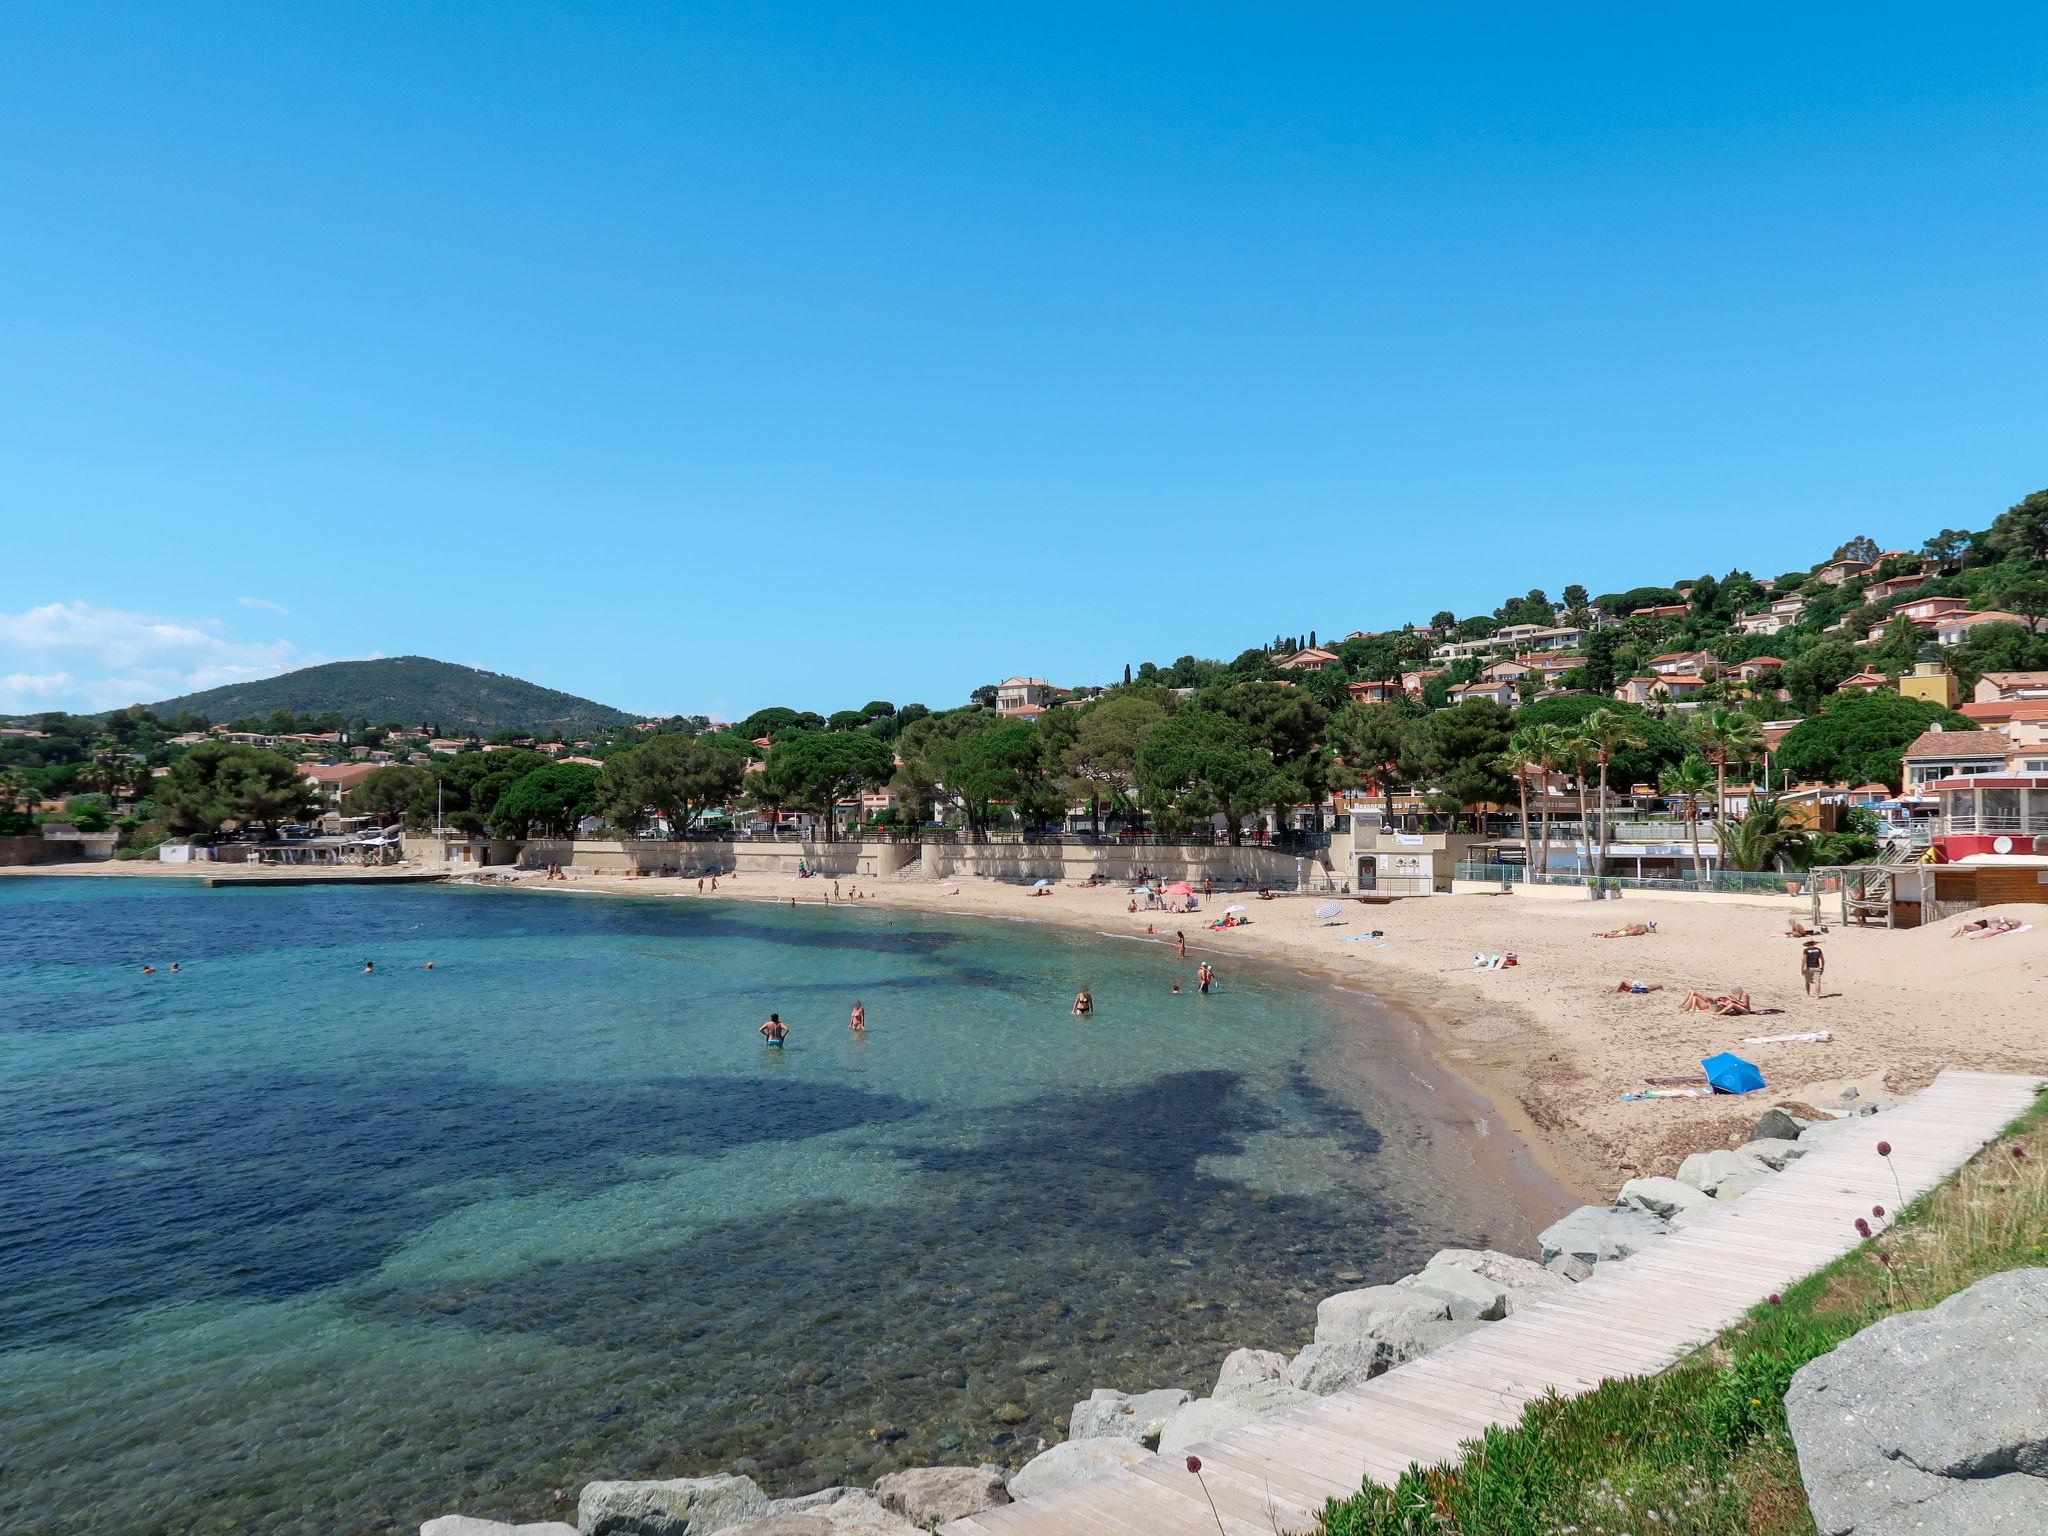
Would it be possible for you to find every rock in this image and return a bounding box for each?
[1313,1285,1449,1343]
[1741,1137,1810,1171]
[423,1520,578,1536]
[1288,1317,1484,1394]
[1536,1205,1670,1267]
[1787,1268,2048,1536]
[1750,1107,1808,1142]
[1006,1438,1149,1499]
[1544,1253,1594,1283]
[1795,1114,1884,1152]
[764,1490,851,1517]
[1617,1176,1717,1221]
[1673,1149,1772,1198]
[1066,1386,1192,1448]
[1396,1263,1509,1321]
[723,1492,920,1536]
[1393,1250,1564,1320]
[578,1474,771,1536]
[1212,1347,1290,1398]
[1158,1379,1315,1452]
[873,1467,1010,1526]
[992,1402,1028,1425]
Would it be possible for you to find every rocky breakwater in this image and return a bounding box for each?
[419,1087,1895,1536]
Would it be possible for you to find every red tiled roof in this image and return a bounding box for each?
[1900,728,2012,759]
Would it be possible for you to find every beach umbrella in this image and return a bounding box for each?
[1701,1052,1767,1096]
[1315,901,1344,920]
[1133,885,1154,895]
[1166,881,1194,895]
[1224,903,1248,914]
[1032,878,1053,888]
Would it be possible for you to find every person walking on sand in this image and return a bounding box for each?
[1800,940,1826,998]
[759,1012,790,1045]
[850,1000,866,1033]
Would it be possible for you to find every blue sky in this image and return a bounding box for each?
[3,4,2044,719]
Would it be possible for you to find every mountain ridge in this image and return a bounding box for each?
[143,656,636,735]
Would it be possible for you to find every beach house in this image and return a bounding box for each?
[995,677,1065,717]
[1275,647,1340,673]
[1900,727,2014,793]
[1974,671,2048,702]
[1934,610,2028,646]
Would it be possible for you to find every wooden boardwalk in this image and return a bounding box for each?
[945,1069,2043,1536]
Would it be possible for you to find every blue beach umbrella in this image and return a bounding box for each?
[1033,879,1053,888]
[1701,1052,1766,1095]
[1314,902,1344,921]
[1133,885,1154,895]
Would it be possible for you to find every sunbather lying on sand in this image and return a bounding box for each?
[1952,915,2023,937]
[1613,980,1666,993]
[1680,987,1754,1016]
[1595,922,1657,938]
[1786,919,1825,937]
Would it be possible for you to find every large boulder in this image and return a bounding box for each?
[1673,1149,1772,1199]
[423,1520,578,1536]
[1288,1317,1484,1394]
[721,1492,919,1536]
[1749,1107,1808,1142]
[1158,1378,1316,1452]
[872,1466,1010,1526]
[1741,1137,1809,1172]
[1537,1205,1670,1267]
[1006,1438,1149,1500]
[1617,1176,1717,1221]
[1313,1285,1449,1343]
[1067,1386,1192,1448]
[1787,1268,2048,1536]
[1212,1347,1290,1397]
[578,1475,771,1536]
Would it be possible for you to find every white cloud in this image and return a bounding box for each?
[0,600,309,714]
[238,595,290,615]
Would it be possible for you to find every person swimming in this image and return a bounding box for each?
[850,1000,866,1033]
[759,1012,789,1046]
[1072,989,1093,1017]
[361,961,375,974]
[140,965,154,975]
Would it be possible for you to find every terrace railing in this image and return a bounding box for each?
[1457,861,1821,897]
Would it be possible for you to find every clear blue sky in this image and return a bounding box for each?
[3,4,2044,719]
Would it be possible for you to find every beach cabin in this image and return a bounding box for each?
[1343,822,1478,896]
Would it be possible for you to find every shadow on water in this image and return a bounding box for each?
[0,1066,919,1350]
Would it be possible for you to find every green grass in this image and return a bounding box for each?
[1319,1090,2048,1536]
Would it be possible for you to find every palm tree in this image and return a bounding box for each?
[1692,708,1764,829]
[1580,708,1646,878]
[1717,791,1813,872]
[1494,728,1541,877]
[1522,721,1570,881]
[1658,755,1715,886]
[1558,728,1597,885]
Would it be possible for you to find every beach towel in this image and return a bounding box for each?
[1740,1029,1832,1046]
[1966,922,2033,939]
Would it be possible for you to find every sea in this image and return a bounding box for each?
[0,876,1543,1535]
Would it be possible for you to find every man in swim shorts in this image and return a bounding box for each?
[760,1012,790,1044]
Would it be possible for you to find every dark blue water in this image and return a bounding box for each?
[0,877,1534,1535]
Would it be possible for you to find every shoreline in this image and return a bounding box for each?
[15,857,2046,1196]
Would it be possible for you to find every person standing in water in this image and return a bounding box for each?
[759,1012,790,1045]
[849,1000,866,1033]
[1072,989,1093,1017]
[1176,930,1187,958]
[1197,961,1214,994]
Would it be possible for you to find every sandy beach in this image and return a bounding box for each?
[17,858,2046,1197]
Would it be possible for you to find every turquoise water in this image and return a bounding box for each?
[0,878,1536,1535]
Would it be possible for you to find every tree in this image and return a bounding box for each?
[1581,629,1619,696]
[758,731,896,840]
[413,749,550,833]
[599,734,748,836]
[1781,641,1863,715]
[1832,535,1880,564]
[1921,528,1974,568]
[1945,622,2048,694]
[1578,708,1644,877]
[346,765,431,826]
[1495,728,1543,856]
[1717,792,1812,872]
[860,701,896,719]
[736,706,813,740]
[1562,584,1589,610]
[1984,489,2048,566]
[1135,710,1280,846]
[1429,610,1458,634]
[1690,708,1764,825]
[490,763,601,838]
[1658,756,1715,885]
[1984,569,2048,635]
[1210,682,1331,824]
[1327,702,1410,824]
[154,742,318,836]
[1063,694,1166,834]
[1514,695,1682,788]
[1518,721,1571,877]
[969,684,1000,710]
[1773,691,1970,791]
[1410,700,1515,828]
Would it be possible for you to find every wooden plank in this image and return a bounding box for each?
[943,1070,2042,1536]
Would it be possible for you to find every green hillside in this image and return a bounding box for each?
[144,657,636,736]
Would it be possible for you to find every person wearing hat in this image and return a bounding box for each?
[1799,938,1826,998]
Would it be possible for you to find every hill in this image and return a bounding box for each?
[144,657,636,736]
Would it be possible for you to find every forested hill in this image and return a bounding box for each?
[143,657,635,735]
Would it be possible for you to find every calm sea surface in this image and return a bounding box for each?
[0,877,1537,1535]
